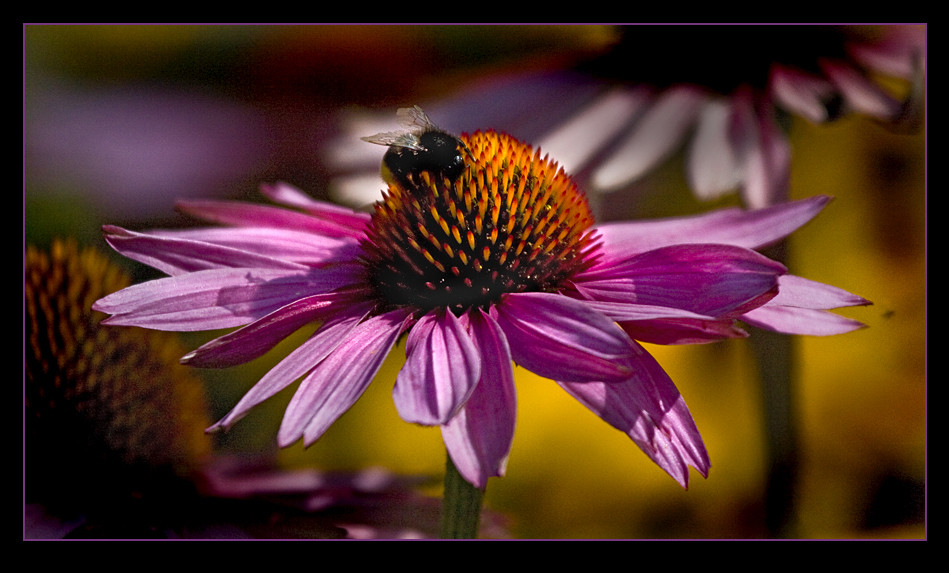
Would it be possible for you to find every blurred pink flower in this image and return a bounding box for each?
[192,456,512,539]
[94,130,867,490]
[327,24,924,210]
[26,80,271,219]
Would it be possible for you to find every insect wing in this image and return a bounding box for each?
[396,105,439,133]
[360,129,422,150]
[361,105,455,156]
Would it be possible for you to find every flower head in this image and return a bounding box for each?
[573,24,924,207]
[94,115,868,488]
[327,25,924,210]
[26,240,212,504]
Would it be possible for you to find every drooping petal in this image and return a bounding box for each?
[94,266,360,331]
[764,274,871,310]
[687,98,744,200]
[278,308,413,448]
[150,226,363,268]
[739,274,870,335]
[820,58,904,121]
[393,308,481,426]
[590,195,831,261]
[492,292,638,383]
[733,87,792,209]
[207,302,373,432]
[182,293,374,368]
[592,85,707,192]
[769,64,841,123]
[847,25,925,80]
[741,304,867,336]
[442,309,517,488]
[558,344,710,488]
[537,86,651,177]
[575,244,786,317]
[102,225,309,276]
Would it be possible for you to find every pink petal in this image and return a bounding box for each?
[820,58,903,120]
[767,274,871,309]
[591,85,707,192]
[182,294,373,368]
[176,198,366,240]
[393,308,481,426]
[260,181,371,230]
[768,64,840,123]
[537,86,651,176]
[571,287,750,344]
[278,308,413,447]
[847,25,925,79]
[732,88,792,209]
[591,195,831,260]
[558,344,710,488]
[103,225,308,276]
[576,244,786,317]
[686,98,744,200]
[94,267,357,331]
[493,292,639,383]
[620,317,748,345]
[742,305,867,336]
[207,303,373,432]
[151,226,363,268]
[739,264,870,336]
[441,309,517,488]
[569,295,720,323]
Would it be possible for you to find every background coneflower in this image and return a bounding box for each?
[25,239,212,537]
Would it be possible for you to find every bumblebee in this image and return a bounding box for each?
[361,106,471,189]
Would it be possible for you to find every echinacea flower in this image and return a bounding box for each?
[93,127,867,490]
[26,239,210,537]
[26,239,212,503]
[327,24,924,211]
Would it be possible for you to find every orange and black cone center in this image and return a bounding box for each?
[361,130,600,312]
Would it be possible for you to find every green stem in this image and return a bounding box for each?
[439,453,484,539]
[749,325,799,537]
[751,239,799,538]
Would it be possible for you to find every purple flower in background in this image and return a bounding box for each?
[94,128,867,489]
[27,81,271,220]
[327,24,924,210]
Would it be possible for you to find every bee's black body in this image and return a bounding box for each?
[362,106,471,189]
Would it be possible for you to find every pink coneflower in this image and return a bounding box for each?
[93,127,867,490]
[327,24,924,211]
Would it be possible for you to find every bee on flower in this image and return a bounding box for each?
[94,107,868,489]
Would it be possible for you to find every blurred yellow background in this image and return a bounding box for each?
[24,24,925,539]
